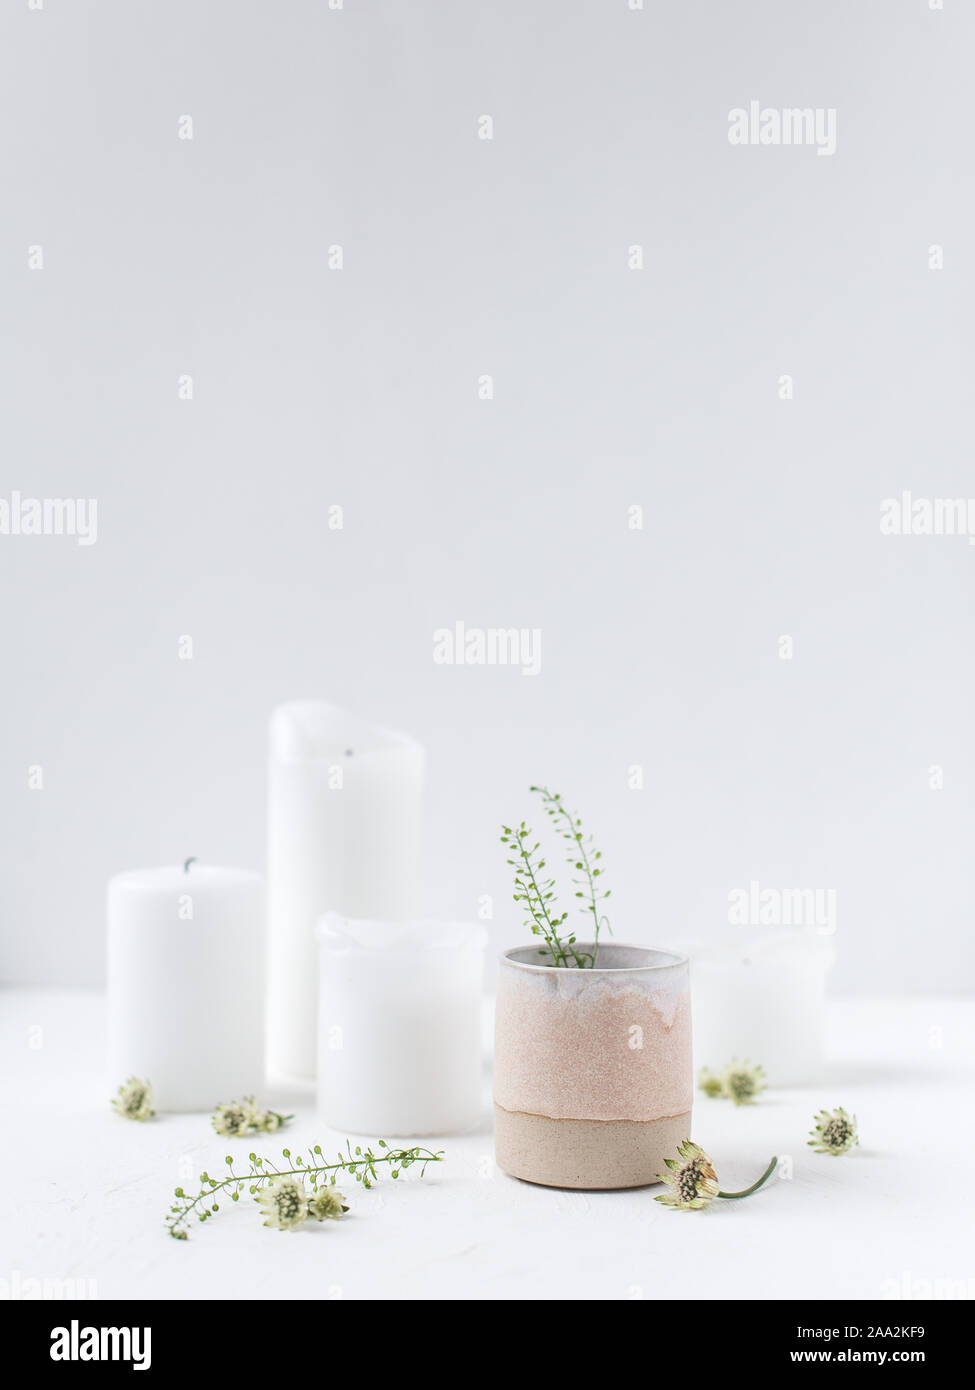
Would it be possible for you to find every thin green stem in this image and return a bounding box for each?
[718,1155,778,1199]
[538,788,605,965]
[514,830,567,965]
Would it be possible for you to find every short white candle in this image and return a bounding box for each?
[317,915,486,1136]
[107,863,265,1111]
[267,702,424,1078]
[685,928,835,1087]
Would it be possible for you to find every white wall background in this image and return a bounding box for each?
[1,0,971,995]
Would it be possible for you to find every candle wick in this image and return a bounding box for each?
[184,857,197,874]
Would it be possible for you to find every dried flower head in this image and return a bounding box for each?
[212,1098,257,1137]
[256,1176,309,1231]
[656,1144,779,1212]
[808,1106,858,1156]
[307,1187,349,1222]
[112,1077,154,1122]
[656,1140,721,1210]
[254,1108,290,1133]
[210,1097,292,1136]
[697,1067,724,1098]
[720,1059,767,1106]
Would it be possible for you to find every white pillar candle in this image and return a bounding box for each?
[317,915,486,1136]
[684,928,836,1087]
[107,863,264,1111]
[267,702,424,1078]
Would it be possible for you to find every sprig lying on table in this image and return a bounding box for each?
[165,1139,444,1239]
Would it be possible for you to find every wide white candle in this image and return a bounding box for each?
[684,928,835,1087]
[317,915,486,1136]
[107,863,264,1111]
[267,702,424,1078]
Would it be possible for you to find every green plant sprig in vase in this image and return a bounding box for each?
[500,785,612,969]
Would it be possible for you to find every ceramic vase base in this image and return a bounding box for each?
[493,1104,692,1190]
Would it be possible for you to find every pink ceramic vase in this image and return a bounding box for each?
[494,943,692,1188]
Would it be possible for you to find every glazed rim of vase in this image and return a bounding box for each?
[501,943,687,974]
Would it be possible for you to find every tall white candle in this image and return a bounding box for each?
[267,702,424,1078]
[317,915,486,1136]
[107,863,265,1111]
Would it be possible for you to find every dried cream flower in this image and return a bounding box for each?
[112,1077,154,1122]
[210,1097,292,1136]
[808,1107,858,1156]
[307,1187,349,1222]
[697,1067,724,1098]
[720,1059,767,1106]
[212,1098,257,1137]
[254,1108,291,1133]
[657,1142,779,1212]
[256,1177,309,1231]
[656,1140,721,1210]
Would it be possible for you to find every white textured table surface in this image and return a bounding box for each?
[1,990,972,1302]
